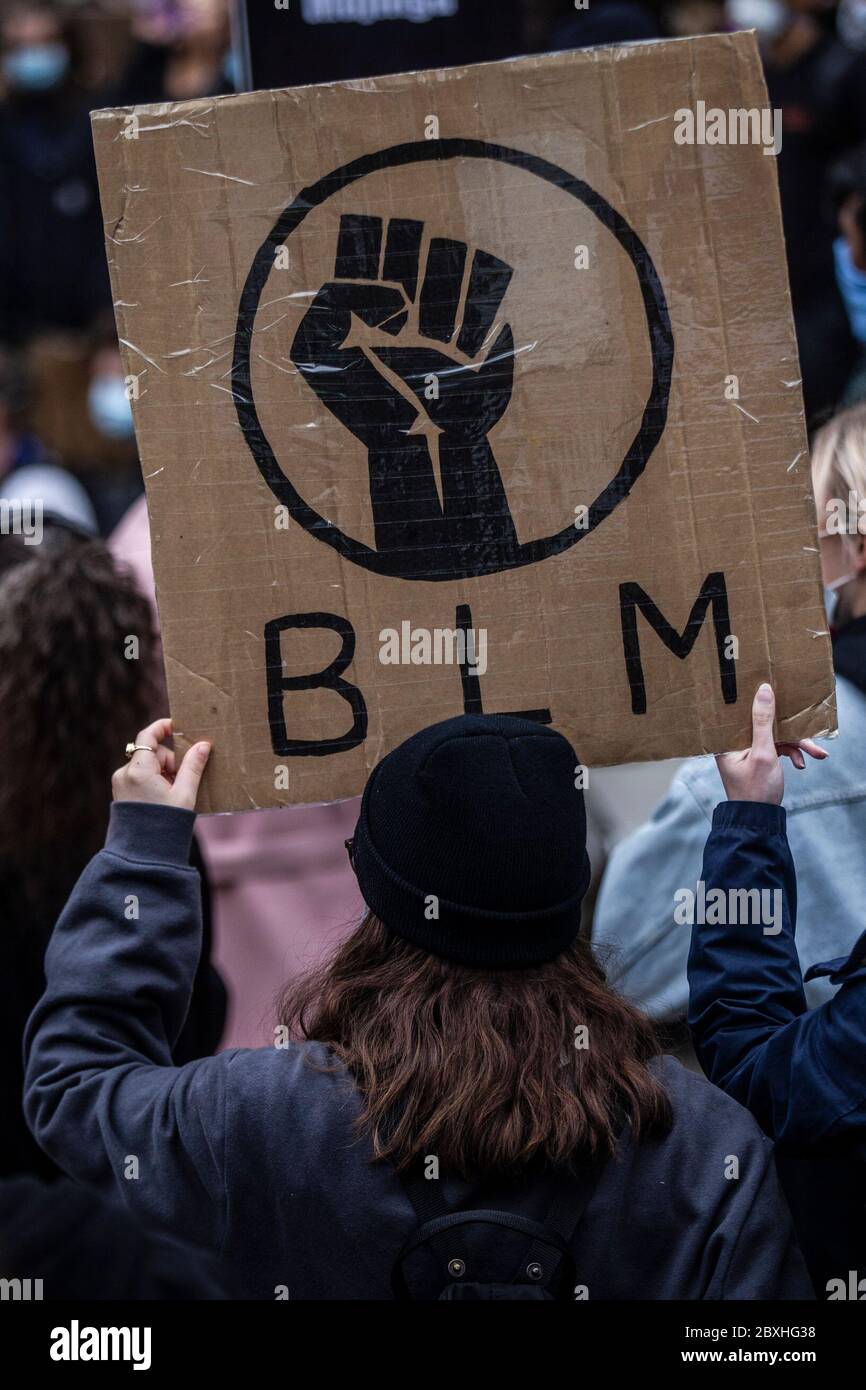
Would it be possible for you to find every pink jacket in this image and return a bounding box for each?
[110,497,362,1048]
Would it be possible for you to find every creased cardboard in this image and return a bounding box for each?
[92,31,835,813]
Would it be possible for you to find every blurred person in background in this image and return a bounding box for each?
[593,403,866,1023]
[87,334,136,448]
[81,323,143,531]
[0,349,55,478]
[664,0,727,35]
[0,459,99,534]
[727,0,866,422]
[829,141,866,401]
[0,1,111,344]
[0,516,225,1180]
[118,0,233,104]
[545,0,666,48]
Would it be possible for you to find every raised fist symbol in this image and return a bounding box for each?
[291,213,520,578]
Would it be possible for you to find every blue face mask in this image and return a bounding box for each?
[834,236,866,346]
[2,43,70,93]
[223,48,241,91]
[88,378,135,441]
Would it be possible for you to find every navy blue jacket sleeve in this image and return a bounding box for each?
[688,800,866,1147]
[23,802,231,1253]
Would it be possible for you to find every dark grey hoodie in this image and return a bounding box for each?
[23,802,812,1301]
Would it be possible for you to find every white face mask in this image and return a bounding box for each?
[838,0,866,50]
[726,0,789,41]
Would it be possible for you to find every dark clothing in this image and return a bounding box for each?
[829,611,866,698]
[764,37,866,422]
[115,42,234,108]
[0,1174,230,1300]
[0,89,111,344]
[353,713,590,968]
[24,802,811,1300]
[0,833,225,1182]
[242,0,525,91]
[688,800,866,1295]
[549,3,663,51]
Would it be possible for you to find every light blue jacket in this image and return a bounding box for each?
[592,676,866,1020]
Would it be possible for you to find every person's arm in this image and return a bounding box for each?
[23,724,230,1250]
[688,799,809,1135]
[688,685,866,1147]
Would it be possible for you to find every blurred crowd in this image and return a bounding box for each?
[0,0,865,531]
[3,0,866,1304]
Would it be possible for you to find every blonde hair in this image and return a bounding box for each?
[812,403,866,519]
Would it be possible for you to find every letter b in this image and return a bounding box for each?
[264,613,367,757]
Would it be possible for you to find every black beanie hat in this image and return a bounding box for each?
[352,714,591,968]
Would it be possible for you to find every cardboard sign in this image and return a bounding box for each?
[92,32,835,813]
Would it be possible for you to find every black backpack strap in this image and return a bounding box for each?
[401,1167,452,1224]
[518,1113,629,1296]
[514,1163,604,1296]
[399,1167,458,1280]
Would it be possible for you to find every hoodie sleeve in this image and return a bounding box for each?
[23,802,231,1253]
[687,800,866,1147]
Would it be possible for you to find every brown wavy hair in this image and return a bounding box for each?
[0,532,163,924]
[278,912,672,1177]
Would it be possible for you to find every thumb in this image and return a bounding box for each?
[172,741,211,810]
[751,683,776,755]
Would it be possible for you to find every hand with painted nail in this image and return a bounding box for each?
[715,683,828,806]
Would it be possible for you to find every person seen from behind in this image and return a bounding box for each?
[23,703,815,1298]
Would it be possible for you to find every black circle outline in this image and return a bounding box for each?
[232,138,674,582]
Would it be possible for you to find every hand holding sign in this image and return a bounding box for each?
[716,684,828,806]
[111,719,212,811]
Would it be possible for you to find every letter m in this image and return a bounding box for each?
[730,108,759,144]
[619,572,737,715]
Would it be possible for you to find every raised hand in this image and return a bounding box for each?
[715,684,828,805]
[112,719,211,811]
[291,213,520,579]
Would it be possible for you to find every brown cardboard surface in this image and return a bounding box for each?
[92,32,835,813]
